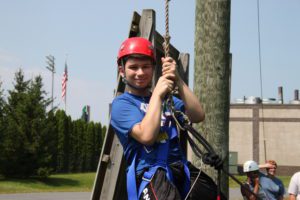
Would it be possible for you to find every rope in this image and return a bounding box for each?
[162,0,176,129]
[257,0,267,162]
[163,0,171,57]
[184,160,203,200]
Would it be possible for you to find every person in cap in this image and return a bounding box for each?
[111,37,226,200]
[241,160,280,200]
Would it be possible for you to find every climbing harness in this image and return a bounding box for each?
[127,118,191,200]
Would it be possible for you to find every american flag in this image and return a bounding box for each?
[61,62,68,101]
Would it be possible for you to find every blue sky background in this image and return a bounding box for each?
[0,0,299,125]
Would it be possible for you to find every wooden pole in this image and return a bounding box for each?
[193,0,231,198]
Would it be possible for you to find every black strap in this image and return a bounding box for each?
[183,123,262,200]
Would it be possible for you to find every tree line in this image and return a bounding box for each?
[0,69,106,178]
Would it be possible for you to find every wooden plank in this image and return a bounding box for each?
[128,12,140,37]
[139,9,155,40]
[100,135,125,200]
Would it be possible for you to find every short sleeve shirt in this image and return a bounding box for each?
[288,172,300,200]
[110,92,185,173]
[259,173,285,200]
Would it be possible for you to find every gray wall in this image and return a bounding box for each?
[229,104,300,175]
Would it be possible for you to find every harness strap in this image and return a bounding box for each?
[127,153,138,200]
[127,156,168,200]
[182,159,191,198]
[138,166,161,198]
[127,128,172,200]
[127,125,191,200]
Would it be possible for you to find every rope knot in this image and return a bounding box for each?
[203,153,223,170]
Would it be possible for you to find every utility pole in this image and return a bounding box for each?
[46,55,55,110]
[193,0,231,198]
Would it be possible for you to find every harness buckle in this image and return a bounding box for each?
[142,175,153,182]
[142,171,155,182]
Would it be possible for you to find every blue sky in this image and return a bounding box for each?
[0,0,299,125]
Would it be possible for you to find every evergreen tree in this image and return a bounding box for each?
[94,123,103,171]
[0,82,7,171]
[68,119,77,172]
[69,119,86,172]
[101,125,107,141]
[65,116,74,172]
[44,110,58,173]
[0,70,54,177]
[0,70,107,176]
[29,76,54,177]
[85,122,95,171]
[79,120,87,172]
[0,70,30,177]
[55,110,71,173]
[0,81,6,124]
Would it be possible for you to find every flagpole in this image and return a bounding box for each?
[62,54,68,114]
[65,88,67,113]
[65,54,68,113]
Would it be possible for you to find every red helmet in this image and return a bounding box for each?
[117,37,155,65]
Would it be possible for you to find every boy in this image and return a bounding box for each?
[111,37,224,200]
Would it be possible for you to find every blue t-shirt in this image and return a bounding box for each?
[260,173,285,200]
[110,92,186,174]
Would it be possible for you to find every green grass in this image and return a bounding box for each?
[0,173,95,194]
[0,173,292,194]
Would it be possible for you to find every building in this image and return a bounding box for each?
[229,95,300,175]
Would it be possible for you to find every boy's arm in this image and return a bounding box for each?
[131,73,175,146]
[176,78,205,123]
[258,163,276,169]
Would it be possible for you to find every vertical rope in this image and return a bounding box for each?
[257,0,267,162]
[163,0,175,111]
[164,0,171,57]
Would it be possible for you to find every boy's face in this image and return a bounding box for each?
[266,166,276,176]
[120,57,154,90]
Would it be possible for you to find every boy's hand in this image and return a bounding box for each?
[161,57,179,83]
